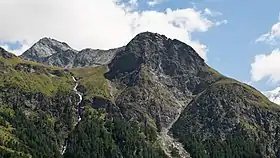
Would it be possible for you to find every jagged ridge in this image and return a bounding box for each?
[20,38,124,68]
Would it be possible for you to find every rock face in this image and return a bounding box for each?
[264,87,280,105]
[21,37,78,63]
[20,38,123,68]
[73,47,124,67]
[2,31,280,158]
[106,32,221,129]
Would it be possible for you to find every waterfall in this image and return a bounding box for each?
[61,76,83,155]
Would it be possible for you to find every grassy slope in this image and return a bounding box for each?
[0,55,73,96]
[71,66,110,100]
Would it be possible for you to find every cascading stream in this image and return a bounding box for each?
[72,76,83,122]
[61,76,83,155]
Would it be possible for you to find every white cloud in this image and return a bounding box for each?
[251,49,280,83]
[256,13,280,44]
[147,0,163,6]
[204,8,222,17]
[215,20,228,26]
[0,0,225,59]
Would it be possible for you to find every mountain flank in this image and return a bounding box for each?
[1,32,280,158]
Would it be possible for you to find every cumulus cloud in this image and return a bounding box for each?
[251,49,280,83]
[0,0,225,59]
[256,13,280,44]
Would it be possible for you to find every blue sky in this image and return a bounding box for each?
[192,0,280,91]
[1,0,280,92]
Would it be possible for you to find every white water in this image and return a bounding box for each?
[72,76,83,121]
[61,76,83,155]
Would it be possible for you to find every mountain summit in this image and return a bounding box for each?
[1,32,280,158]
[21,37,77,61]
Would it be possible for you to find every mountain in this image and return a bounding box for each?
[1,32,280,158]
[1,46,166,158]
[264,87,280,105]
[20,37,78,63]
[20,38,123,68]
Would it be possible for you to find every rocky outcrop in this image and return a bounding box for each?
[106,32,222,130]
[20,38,123,68]
[73,47,124,67]
[20,37,78,63]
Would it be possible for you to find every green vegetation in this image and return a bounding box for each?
[0,53,60,69]
[239,120,259,131]
[176,129,263,158]
[0,55,73,96]
[0,100,76,158]
[71,66,110,100]
[65,107,166,158]
[1,68,72,96]
[213,78,280,110]
[172,77,279,158]
[205,66,223,77]
[0,145,31,158]
[0,53,77,157]
[0,104,32,158]
[1,53,164,157]
[0,55,21,66]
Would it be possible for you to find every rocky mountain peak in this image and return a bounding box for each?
[20,37,77,62]
[105,31,222,140]
[106,31,208,89]
[130,31,168,42]
[128,31,204,61]
[38,37,71,49]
